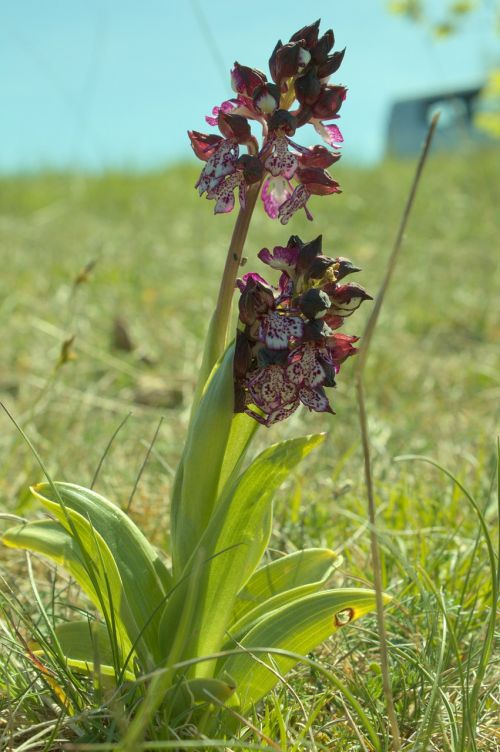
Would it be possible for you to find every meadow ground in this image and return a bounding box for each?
[0,147,498,749]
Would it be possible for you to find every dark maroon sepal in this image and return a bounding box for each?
[311,85,347,119]
[335,257,361,280]
[308,254,336,279]
[318,49,346,79]
[218,112,251,144]
[188,131,223,161]
[296,235,322,274]
[234,381,247,413]
[231,62,267,97]
[289,19,320,48]
[234,330,253,379]
[297,167,341,195]
[298,145,340,169]
[269,40,283,84]
[273,42,305,82]
[311,30,334,64]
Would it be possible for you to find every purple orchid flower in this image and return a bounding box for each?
[234,235,371,425]
[190,19,348,223]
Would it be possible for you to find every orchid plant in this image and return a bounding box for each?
[2,19,387,744]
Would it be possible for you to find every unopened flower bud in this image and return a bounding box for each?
[272,42,309,83]
[298,288,331,319]
[231,62,267,97]
[289,19,320,48]
[310,30,335,64]
[311,85,347,119]
[318,49,346,80]
[253,82,281,114]
[294,69,321,105]
[335,257,361,281]
[296,235,322,275]
[218,112,251,144]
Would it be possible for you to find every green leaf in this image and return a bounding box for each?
[170,345,235,575]
[217,412,258,498]
[3,519,100,606]
[2,517,134,663]
[217,588,387,710]
[49,621,135,681]
[165,676,237,720]
[31,482,168,665]
[227,548,341,641]
[160,435,324,675]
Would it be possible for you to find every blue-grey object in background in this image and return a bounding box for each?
[386,85,495,156]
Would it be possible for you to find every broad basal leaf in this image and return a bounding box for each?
[218,588,387,710]
[2,518,135,663]
[227,548,341,640]
[31,482,169,665]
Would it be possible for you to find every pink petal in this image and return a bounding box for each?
[261,177,293,219]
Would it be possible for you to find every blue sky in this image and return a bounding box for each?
[0,0,497,172]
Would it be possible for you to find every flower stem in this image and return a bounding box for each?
[193,178,262,406]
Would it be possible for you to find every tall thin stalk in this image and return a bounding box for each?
[355,113,439,751]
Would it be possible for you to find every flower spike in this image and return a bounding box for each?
[190,19,347,222]
[235,238,371,426]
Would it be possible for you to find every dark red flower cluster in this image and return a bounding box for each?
[234,236,372,425]
[189,19,346,224]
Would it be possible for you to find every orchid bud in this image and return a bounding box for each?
[310,30,335,64]
[218,112,251,144]
[311,85,347,119]
[231,62,267,97]
[294,69,321,105]
[269,40,282,84]
[272,42,309,83]
[318,49,346,80]
[289,19,320,48]
[296,235,322,275]
[335,257,361,281]
[252,82,281,114]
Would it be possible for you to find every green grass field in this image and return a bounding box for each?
[0,147,498,750]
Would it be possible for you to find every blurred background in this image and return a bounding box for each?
[0,1,498,528]
[1,0,499,172]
